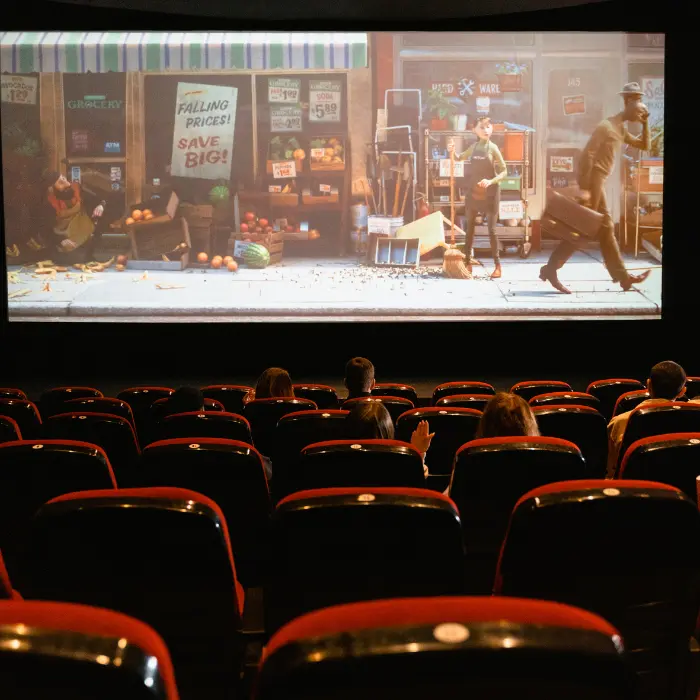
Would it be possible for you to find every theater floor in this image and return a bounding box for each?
[7,247,661,321]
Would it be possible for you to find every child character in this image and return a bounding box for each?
[450,116,508,279]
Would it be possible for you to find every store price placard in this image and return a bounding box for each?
[272,160,297,179]
[309,80,342,122]
[1,75,37,104]
[270,105,303,133]
[499,200,524,221]
[268,78,301,104]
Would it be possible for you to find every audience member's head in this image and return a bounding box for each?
[647,361,686,400]
[345,400,394,440]
[254,367,295,400]
[345,357,375,397]
[168,386,205,414]
[476,392,540,439]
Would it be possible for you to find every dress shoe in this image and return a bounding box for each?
[620,269,651,291]
[539,265,572,294]
[491,262,502,279]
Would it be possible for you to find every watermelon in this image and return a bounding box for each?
[243,243,270,269]
[209,185,230,204]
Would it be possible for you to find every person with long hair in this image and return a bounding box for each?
[244,367,295,404]
[476,392,540,439]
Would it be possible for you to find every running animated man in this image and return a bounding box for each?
[540,82,652,294]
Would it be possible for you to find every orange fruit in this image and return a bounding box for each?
[142,209,153,218]
[131,210,143,221]
[144,213,154,221]
[124,217,135,226]
[211,256,223,269]
[197,252,208,264]
[227,260,238,272]
[223,256,234,266]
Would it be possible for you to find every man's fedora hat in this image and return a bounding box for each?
[619,82,644,96]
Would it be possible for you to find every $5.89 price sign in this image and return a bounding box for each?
[309,80,341,122]
[270,105,303,133]
[268,78,301,104]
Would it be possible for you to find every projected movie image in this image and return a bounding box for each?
[2,32,663,321]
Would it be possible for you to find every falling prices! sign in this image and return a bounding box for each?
[171,82,238,180]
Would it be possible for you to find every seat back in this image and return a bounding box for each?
[395,407,481,476]
[434,393,491,411]
[292,385,339,410]
[497,480,700,700]
[530,392,601,410]
[138,439,271,586]
[0,399,42,439]
[0,388,27,401]
[0,550,15,599]
[0,440,116,579]
[298,440,426,492]
[684,377,700,400]
[341,396,414,426]
[621,433,700,505]
[511,381,572,403]
[0,601,178,700]
[39,387,103,420]
[533,405,608,478]
[256,597,634,700]
[43,413,140,486]
[272,410,350,502]
[201,385,253,414]
[243,398,317,457]
[116,388,174,446]
[371,383,419,405]
[156,411,252,444]
[613,390,650,417]
[0,417,21,444]
[615,402,700,476]
[587,379,645,421]
[432,382,495,404]
[64,397,136,427]
[144,398,224,447]
[450,437,588,593]
[266,488,466,634]
[22,487,244,700]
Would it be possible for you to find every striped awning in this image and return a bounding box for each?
[0,32,368,74]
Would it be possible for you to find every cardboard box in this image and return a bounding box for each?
[371,237,420,267]
[229,230,284,265]
[128,216,191,270]
[123,190,179,229]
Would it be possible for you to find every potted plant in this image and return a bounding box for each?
[426,89,457,131]
[495,62,529,92]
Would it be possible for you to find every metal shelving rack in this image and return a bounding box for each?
[623,155,662,263]
[424,127,532,258]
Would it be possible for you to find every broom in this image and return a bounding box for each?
[443,142,472,280]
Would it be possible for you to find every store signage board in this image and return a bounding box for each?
[270,105,303,132]
[641,77,664,128]
[1,75,37,105]
[431,82,457,96]
[268,78,301,104]
[272,160,296,179]
[309,80,341,122]
[319,184,332,194]
[477,82,501,96]
[268,185,283,193]
[499,200,524,220]
[648,166,663,185]
[71,166,81,183]
[563,95,586,116]
[171,82,238,181]
[439,160,465,178]
[476,96,490,114]
[110,167,122,182]
[72,130,89,153]
[550,156,574,173]
[234,240,252,258]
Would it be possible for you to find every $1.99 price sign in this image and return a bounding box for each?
[268,78,301,104]
[309,80,341,122]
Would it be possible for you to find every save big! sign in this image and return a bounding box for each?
[171,82,238,180]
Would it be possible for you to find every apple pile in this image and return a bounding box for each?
[240,211,319,240]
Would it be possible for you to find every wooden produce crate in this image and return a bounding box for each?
[629,160,663,193]
[301,193,340,206]
[128,217,191,270]
[269,193,299,207]
[309,136,345,171]
[228,230,284,265]
[180,203,214,228]
[371,237,420,267]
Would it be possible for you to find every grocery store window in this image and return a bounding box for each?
[547,68,605,145]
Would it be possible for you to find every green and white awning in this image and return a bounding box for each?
[0,32,368,74]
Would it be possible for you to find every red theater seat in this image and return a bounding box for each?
[138,439,271,587]
[292,384,339,409]
[201,384,253,414]
[395,407,482,478]
[21,487,244,700]
[533,405,608,477]
[614,402,700,477]
[613,389,651,417]
[64,397,136,428]
[342,396,414,425]
[117,387,175,414]
[143,397,224,447]
[511,380,572,403]
[0,416,21,444]
[272,410,350,502]
[39,387,103,419]
[256,597,632,700]
[432,381,496,404]
[587,379,645,421]
[297,439,425,493]
[156,411,252,444]
[496,480,700,700]
[371,383,419,405]
[0,440,116,580]
[685,378,700,400]
[0,601,179,699]
[43,412,140,486]
[530,391,601,410]
[0,549,19,600]
[0,388,27,401]
[620,433,700,505]
[243,398,317,457]
[0,398,42,439]
[434,393,492,411]
[265,487,466,635]
[449,436,588,594]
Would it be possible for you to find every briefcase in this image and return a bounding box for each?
[540,190,604,245]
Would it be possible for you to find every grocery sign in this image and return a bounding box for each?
[1,75,37,105]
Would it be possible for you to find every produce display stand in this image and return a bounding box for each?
[623,155,663,262]
[424,127,532,258]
